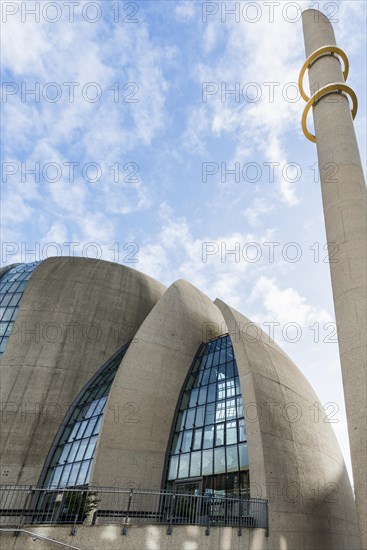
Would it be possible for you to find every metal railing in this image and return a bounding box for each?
[0,485,268,535]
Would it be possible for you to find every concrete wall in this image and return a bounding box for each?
[0,525,267,550]
[302,10,366,546]
[0,258,165,486]
[91,280,225,489]
[215,299,360,550]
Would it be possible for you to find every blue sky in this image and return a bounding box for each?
[1,0,366,482]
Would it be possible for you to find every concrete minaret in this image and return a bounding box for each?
[300,9,366,547]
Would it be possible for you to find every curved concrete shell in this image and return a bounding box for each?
[0,257,165,486]
[91,279,225,489]
[215,299,360,549]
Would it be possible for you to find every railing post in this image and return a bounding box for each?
[205,495,211,536]
[238,497,242,536]
[166,493,175,535]
[15,486,34,535]
[121,488,133,535]
[265,499,269,537]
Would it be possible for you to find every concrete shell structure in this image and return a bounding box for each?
[0,257,361,549]
[0,258,165,487]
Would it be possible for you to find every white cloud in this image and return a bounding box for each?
[175,1,196,21]
[244,198,274,227]
[249,275,333,328]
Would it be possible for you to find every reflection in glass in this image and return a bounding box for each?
[0,262,40,356]
[44,344,129,488]
[166,335,249,496]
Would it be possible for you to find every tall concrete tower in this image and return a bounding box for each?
[300,9,366,547]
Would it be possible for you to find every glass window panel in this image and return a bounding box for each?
[180,393,189,411]
[217,382,226,400]
[200,370,210,386]
[190,451,201,477]
[9,293,22,307]
[205,403,215,425]
[226,445,238,472]
[226,378,236,398]
[83,417,98,439]
[185,374,195,391]
[0,294,12,307]
[168,456,179,480]
[205,353,214,369]
[2,308,14,322]
[215,401,226,422]
[59,464,72,487]
[236,397,243,418]
[67,441,81,463]
[11,308,19,321]
[202,449,213,476]
[214,447,226,474]
[181,430,192,453]
[192,428,202,450]
[178,454,189,478]
[226,361,234,378]
[203,426,214,449]
[172,432,183,454]
[69,422,81,441]
[92,416,102,435]
[235,377,241,395]
[238,419,246,441]
[198,386,207,405]
[76,460,92,486]
[16,281,28,292]
[226,421,237,445]
[219,349,226,364]
[94,397,107,415]
[226,399,237,420]
[59,443,72,463]
[1,283,12,292]
[84,436,97,460]
[50,447,63,467]
[239,443,249,468]
[50,466,63,488]
[207,383,216,402]
[185,409,195,429]
[8,282,20,292]
[176,411,186,431]
[189,388,199,407]
[76,420,89,440]
[209,368,218,384]
[0,323,8,337]
[212,351,220,366]
[82,400,98,419]
[227,346,234,360]
[194,406,205,427]
[68,463,81,487]
[215,424,224,446]
[75,439,89,462]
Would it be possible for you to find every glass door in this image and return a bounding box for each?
[174,479,202,523]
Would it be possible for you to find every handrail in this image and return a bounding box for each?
[0,528,81,549]
[0,485,268,533]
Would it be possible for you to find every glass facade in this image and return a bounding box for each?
[165,335,249,497]
[0,262,40,356]
[44,344,129,488]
